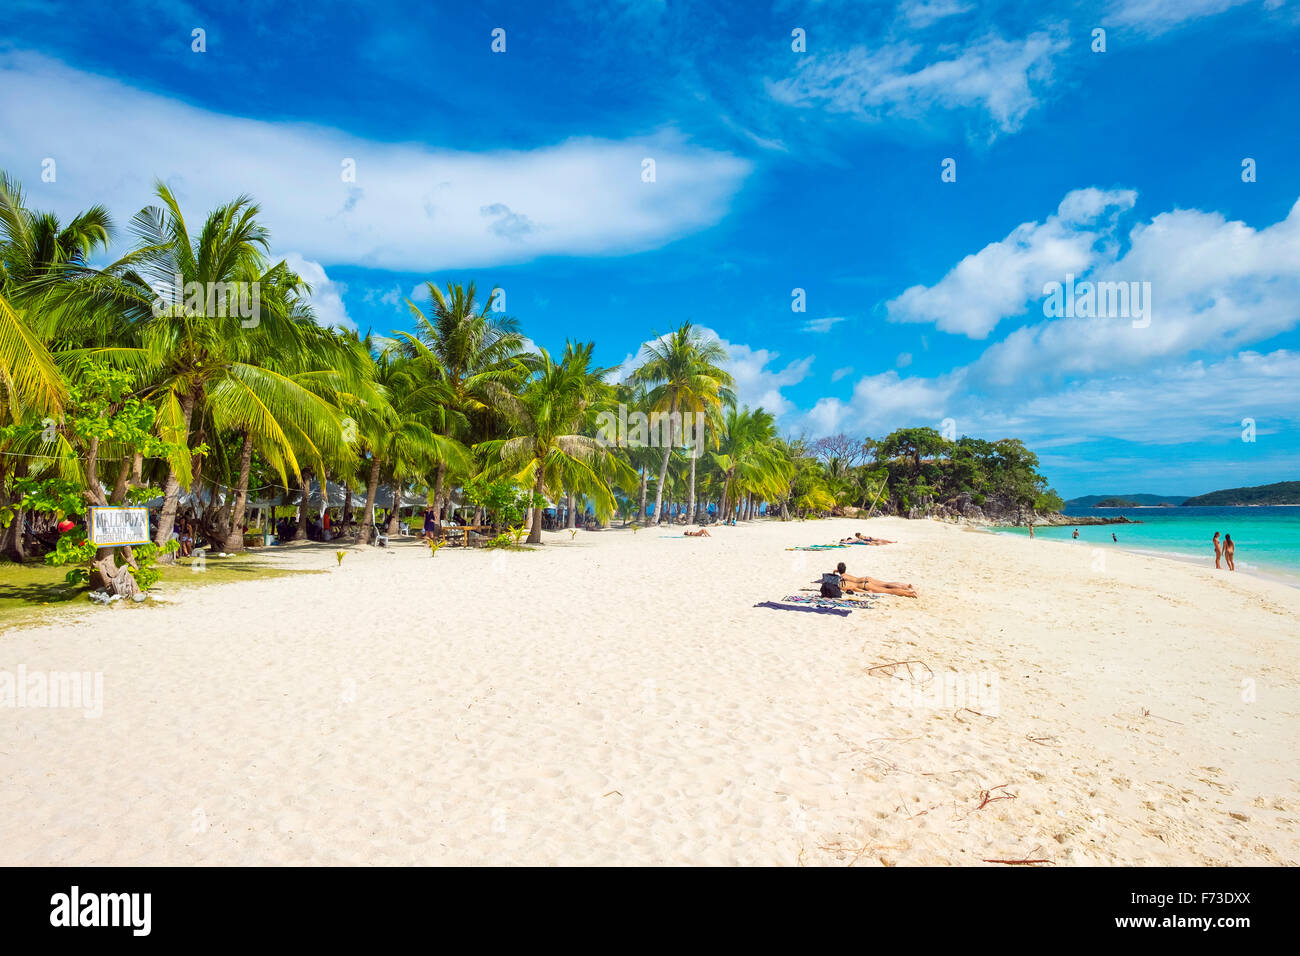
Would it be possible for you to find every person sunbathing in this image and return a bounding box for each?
[826,562,917,598]
[684,528,711,537]
[839,532,894,545]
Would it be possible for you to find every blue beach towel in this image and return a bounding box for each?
[781,594,875,610]
[753,601,851,617]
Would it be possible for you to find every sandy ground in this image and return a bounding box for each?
[1,517,1297,866]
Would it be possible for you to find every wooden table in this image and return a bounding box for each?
[440,525,491,546]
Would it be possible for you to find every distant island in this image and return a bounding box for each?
[1066,493,1187,508]
[1182,480,1300,507]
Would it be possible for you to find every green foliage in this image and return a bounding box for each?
[462,477,538,529]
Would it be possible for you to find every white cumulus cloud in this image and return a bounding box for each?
[0,51,751,274]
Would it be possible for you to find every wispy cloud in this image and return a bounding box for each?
[802,315,847,333]
[898,0,975,29]
[766,30,1068,136]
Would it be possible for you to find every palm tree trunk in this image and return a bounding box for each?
[223,431,254,552]
[294,471,310,540]
[687,448,697,525]
[1,458,29,562]
[565,490,576,529]
[386,490,401,536]
[432,460,446,523]
[651,443,671,525]
[359,458,381,544]
[636,467,647,526]
[343,482,353,535]
[527,466,546,544]
[154,389,197,560]
[650,401,677,526]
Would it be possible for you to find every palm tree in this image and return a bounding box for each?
[629,322,734,526]
[352,344,470,545]
[199,266,372,551]
[478,342,633,544]
[58,182,358,557]
[0,174,111,559]
[396,281,528,520]
[711,407,790,521]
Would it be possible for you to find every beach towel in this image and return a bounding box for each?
[785,545,847,551]
[781,594,875,610]
[753,601,851,617]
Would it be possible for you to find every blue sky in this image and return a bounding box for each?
[2,0,1298,498]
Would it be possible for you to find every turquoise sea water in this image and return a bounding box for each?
[998,506,1300,583]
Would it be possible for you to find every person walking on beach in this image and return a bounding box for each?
[1224,534,1235,571]
[1213,531,1222,569]
[1028,522,1034,538]
[422,505,439,544]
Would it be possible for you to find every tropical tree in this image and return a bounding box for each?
[54,182,364,558]
[629,321,734,525]
[396,280,528,520]
[478,342,634,544]
[0,174,111,559]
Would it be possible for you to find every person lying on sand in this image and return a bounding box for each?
[684,528,711,537]
[823,562,917,598]
[839,532,894,545]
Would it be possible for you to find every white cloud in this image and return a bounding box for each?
[802,315,847,333]
[990,350,1300,445]
[975,196,1300,385]
[0,52,751,273]
[831,365,854,382]
[1104,0,1255,33]
[767,31,1068,135]
[899,0,974,28]
[362,284,404,309]
[281,253,355,331]
[885,187,1137,338]
[799,369,961,437]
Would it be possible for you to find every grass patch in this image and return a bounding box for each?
[0,552,320,631]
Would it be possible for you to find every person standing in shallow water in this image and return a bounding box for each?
[1072,528,1079,539]
[1213,531,1222,569]
[1224,534,1235,571]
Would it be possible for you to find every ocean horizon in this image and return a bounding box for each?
[998,505,1300,583]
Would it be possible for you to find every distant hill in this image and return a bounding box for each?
[1182,481,1300,507]
[1066,494,1188,508]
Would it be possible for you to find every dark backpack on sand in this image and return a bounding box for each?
[820,573,843,599]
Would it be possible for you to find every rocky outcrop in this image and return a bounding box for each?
[925,493,1138,527]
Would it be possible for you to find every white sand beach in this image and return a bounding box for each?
[2,517,1297,866]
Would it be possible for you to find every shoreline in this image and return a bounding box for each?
[988,527,1300,589]
[3,517,1296,866]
